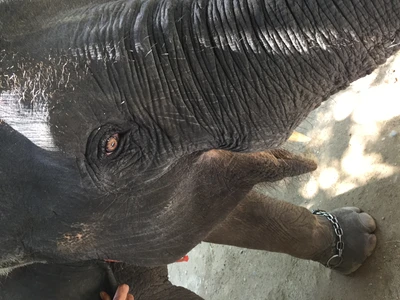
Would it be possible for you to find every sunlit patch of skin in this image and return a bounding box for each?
[0,261,45,277]
[198,149,223,162]
[0,50,86,151]
[0,92,57,150]
[57,223,94,253]
[0,252,46,277]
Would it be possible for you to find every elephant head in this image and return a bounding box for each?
[0,0,399,273]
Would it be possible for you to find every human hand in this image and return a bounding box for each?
[100,284,134,300]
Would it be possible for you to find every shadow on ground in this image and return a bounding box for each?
[168,52,400,300]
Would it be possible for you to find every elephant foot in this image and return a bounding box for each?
[315,207,376,275]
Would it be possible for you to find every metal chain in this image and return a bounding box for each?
[312,209,344,269]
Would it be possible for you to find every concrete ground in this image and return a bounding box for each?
[168,51,400,300]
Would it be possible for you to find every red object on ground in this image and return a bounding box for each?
[175,255,189,263]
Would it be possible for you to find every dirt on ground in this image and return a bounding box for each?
[168,51,400,300]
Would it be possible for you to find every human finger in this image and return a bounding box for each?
[113,284,130,300]
[100,291,112,300]
[127,294,134,300]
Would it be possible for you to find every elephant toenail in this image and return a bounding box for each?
[358,213,376,232]
[342,207,361,213]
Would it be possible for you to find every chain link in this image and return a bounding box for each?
[312,209,344,269]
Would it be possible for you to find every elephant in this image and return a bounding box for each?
[0,0,399,298]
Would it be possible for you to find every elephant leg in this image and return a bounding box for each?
[111,264,203,300]
[204,190,376,274]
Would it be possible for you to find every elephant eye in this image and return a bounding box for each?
[105,133,119,155]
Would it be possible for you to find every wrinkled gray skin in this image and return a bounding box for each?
[0,0,399,298]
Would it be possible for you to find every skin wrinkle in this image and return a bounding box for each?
[362,1,387,37]
[159,3,214,141]
[185,6,229,134]
[209,1,285,141]
[86,83,110,123]
[185,3,228,135]
[285,3,311,51]
[140,50,164,127]
[260,3,328,126]
[220,25,257,143]
[143,34,165,126]
[252,8,296,96]
[127,27,153,128]
[89,61,115,106]
[210,1,246,133]
[353,3,379,38]
[314,10,352,87]
[281,1,330,84]
[236,27,286,132]
[330,1,377,66]
[262,2,323,98]
[232,3,285,131]
[265,4,295,56]
[301,1,336,76]
[276,2,304,54]
[107,4,122,60]
[381,1,397,34]
[205,3,236,136]
[273,4,319,97]
[214,32,258,136]
[300,2,349,74]
[205,192,334,259]
[130,1,160,128]
[138,31,159,126]
[270,204,298,243]
[310,3,331,44]
[163,33,196,128]
[206,2,244,136]
[318,1,374,78]
[327,4,371,76]
[273,211,304,244]
[79,6,129,116]
[245,3,293,124]
[111,7,135,115]
[84,7,98,61]
[153,7,189,135]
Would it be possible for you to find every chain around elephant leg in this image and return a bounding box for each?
[204,190,376,274]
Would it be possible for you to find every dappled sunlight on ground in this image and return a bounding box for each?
[299,52,400,201]
[318,167,339,189]
[169,52,400,300]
